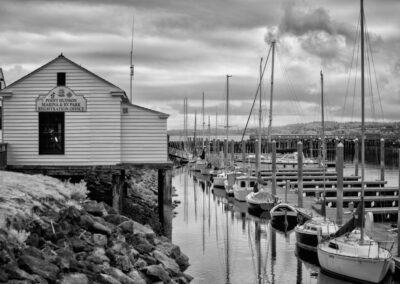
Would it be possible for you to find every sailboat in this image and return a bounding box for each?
[295,71,338,251]
[246,47,278,217]
[212,75,242,190]
[317,1,394,282]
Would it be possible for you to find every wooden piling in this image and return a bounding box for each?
[272,140,277,195]
[336,143,344,225]
[309,139,313,158]
[242,140,246,164]
[224,139,228,164]
[297,141,303,208]
[112,172,122,213]
[255,139,260,174]
[380,138,385,181]
[354,138,359,176]
[158,169,172,239]
[230,139,235,161]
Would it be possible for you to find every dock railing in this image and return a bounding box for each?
[0,143,7,170]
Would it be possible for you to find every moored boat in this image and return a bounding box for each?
[295,216,338,252]
[232,175,257,202]
[246,189,276,216]
[270,202,298,233]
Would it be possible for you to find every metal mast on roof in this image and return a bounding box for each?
[130,16,135,103]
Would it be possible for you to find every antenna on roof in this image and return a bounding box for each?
[129,15,135,103]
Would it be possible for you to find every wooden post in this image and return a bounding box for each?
[336,143,344,225]
[354,138,359,176]
[297,141,303,208]
[309,139,313,158]
[272,140,277,196]
[380,138,385,181]
[230,139,235,162]
[112,172,122,213]
[158,169,172,239]
[318,138,322,166]
[224,139,228,164]
[255,139,260,175]
[242,140,246,164]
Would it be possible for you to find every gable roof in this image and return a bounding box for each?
[123,101,169,119]
[0,54,127,99]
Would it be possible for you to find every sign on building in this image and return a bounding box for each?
[36,86,87,112]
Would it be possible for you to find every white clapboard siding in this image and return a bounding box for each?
[2,55,124,166]
[121,104,168,163]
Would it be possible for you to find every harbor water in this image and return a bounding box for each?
[171,157,400,283]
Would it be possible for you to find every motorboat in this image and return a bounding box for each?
[295,216,338,252]
[232,175,257,202]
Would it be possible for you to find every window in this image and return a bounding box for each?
[57,72,66,86]
[39,112,64,155]
[240,181,246,187]
[250,181,255,187]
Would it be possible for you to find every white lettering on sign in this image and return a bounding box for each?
[36,86,87,112]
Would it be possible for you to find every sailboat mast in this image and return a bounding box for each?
[257,58,263,175]
[194,111,197,156]
[130,16,134,103]
[226,75,232,141]
[202,92,205,148]
[321,71,327,219]
[360,0,365,242]
[184,98,186,151]
[267,41,276,145]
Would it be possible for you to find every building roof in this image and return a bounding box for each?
[123,101,169,119]
[0,54,127,100]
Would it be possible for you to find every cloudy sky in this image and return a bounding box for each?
[1,0,400,130]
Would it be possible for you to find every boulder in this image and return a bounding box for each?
[153,250,180,276]
[18,255,59,281]
[83,201,108,217]
[143,264,171,283]
[104,267,136,284]
[126,270,146,284]
[115,255,132,273]
[93,233,108,247]
[98,273,121,284]
[104,214,130,226]
[175,253,190,271]
[86,247,110,264]
[60,273,89,284]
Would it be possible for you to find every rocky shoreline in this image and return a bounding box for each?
[0,170,191,284]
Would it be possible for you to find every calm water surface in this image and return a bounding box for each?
[171,160,400,284]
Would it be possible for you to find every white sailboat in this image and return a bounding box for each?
[317,1,394,282]
[295,71,338,251]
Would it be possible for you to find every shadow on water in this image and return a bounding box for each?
[172,167,400,284]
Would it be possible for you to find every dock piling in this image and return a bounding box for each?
[242,140,246,165]
[272,140,277,195]
[297,141,303,208]
[380,138,385,181]
[355,138,359,176]
[337,143,344,225]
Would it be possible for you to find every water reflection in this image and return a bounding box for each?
[172,167,400,284]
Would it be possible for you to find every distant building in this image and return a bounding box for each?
[0,54,169,167]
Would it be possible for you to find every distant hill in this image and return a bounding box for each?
[169,121,400,139]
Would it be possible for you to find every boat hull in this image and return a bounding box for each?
[233,187,253,202]
[295,230,319,251]
[318,245,393,284]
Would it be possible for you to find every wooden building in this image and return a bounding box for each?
[0,54,169,167]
